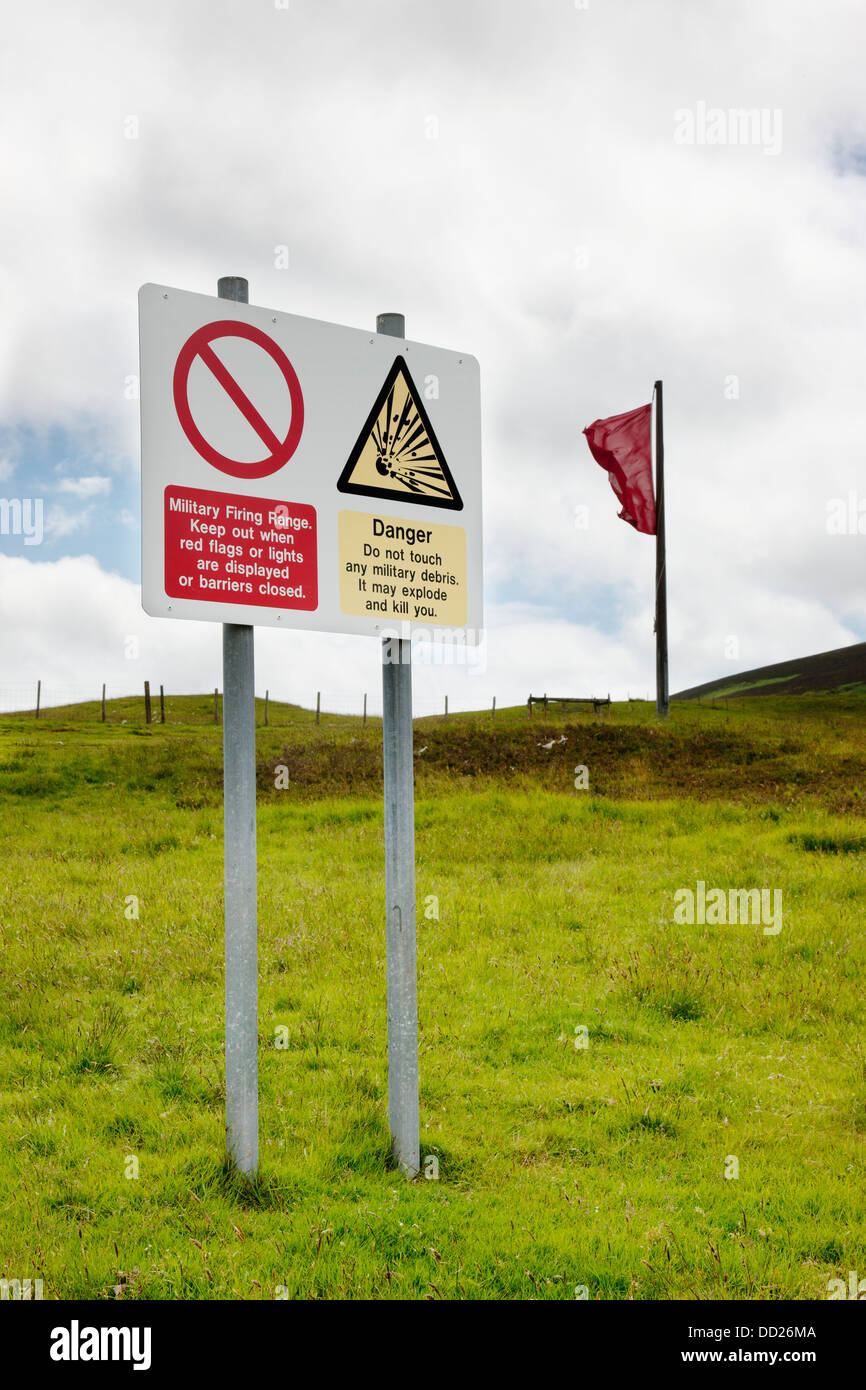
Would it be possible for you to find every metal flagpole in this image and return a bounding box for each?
[219,274,259,1177]
[654,379,669,718]
[377,310,420,1178]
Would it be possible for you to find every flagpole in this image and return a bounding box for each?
[654,380,669,718]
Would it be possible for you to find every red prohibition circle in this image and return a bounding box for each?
[172,319,304,479]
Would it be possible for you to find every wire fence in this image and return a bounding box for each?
[0,681,512,725]
[3,683,739,727]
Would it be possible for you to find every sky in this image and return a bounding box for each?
[2,0,866,715]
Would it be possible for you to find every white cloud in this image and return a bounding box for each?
[43,505,93,540]
[1,0,865,692]
[56,475,112,498]
[0,555,857,716]
[0,458,13,483]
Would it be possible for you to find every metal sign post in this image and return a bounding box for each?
[138,278,481,1183]
[219,275,259,1178]
[377,310,420,1178]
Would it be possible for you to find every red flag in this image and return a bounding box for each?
[583,403,655,535]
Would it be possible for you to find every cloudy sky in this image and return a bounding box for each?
[2,0,865,714]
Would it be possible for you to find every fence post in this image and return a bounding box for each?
[527,697,532,719]
[35,680,40,719]
[316,691,321,725]
[264,690,269,727]
[444,695,448,719]
[214,688,219,724]
[159,684,165,724]
[101,684,106,723]
[144,681,152,725]
[491,696,496,720]
[363,692,367,727]
[543,692,548,717]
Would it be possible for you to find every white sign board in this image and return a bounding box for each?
[138,284,482,639]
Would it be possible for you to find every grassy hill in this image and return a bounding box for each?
[672,640,866,701]
[1,695,864,1299]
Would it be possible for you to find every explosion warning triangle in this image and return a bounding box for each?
[337,356,463,510]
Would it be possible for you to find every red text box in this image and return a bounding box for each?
[164,485,317,610]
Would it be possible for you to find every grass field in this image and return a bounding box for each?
[1,693,864,1300]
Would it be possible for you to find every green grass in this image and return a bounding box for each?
[0,694,864,1299]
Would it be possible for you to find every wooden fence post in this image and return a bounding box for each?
[159,684,165,724]
[363,692,367,727]
[264,690,269,727]
[144,681,152,725]
[35,680,41,719]
[214,688,219,724]
[316,691,321,725]
[101,684,106,723]
[491,696,496,720]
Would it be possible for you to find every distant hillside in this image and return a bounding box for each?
[673,641,866,701]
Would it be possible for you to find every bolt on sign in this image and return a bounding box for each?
[139,284,482,637]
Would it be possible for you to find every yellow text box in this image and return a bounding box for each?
[339,510,467,627]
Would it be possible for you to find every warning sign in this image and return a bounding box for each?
[338,509,466,626]
[164,485,317,610]
[337,357,463,510]
[140,283,481,635]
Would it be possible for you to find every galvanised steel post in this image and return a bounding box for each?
[219,274,259,1178]
[377,310,420,1178]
